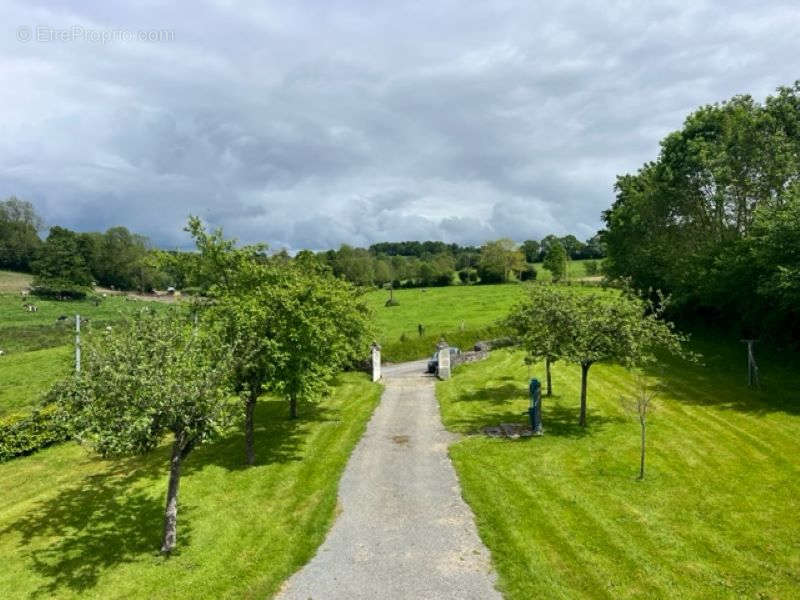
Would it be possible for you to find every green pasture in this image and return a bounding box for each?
[437,337,800,599]
[0,345,71,419]
[0,287,173,421]
[366,281,604,362]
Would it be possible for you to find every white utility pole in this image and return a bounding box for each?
[75,314,81,373]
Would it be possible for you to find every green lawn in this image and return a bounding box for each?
[437,339,800,599]
[0,373,381,599]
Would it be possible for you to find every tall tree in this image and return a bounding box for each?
[521,240,541,263]
[0,196,42,271]
[56,309,236,553]
[478,239,524,283]
[32,226,93,297]
[542,242,567,282]
[603,82,800,338]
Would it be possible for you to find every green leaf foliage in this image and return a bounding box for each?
[56,308,237,457]
[0,404,70,462]
[603,81,800,340]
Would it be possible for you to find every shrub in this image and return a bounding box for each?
[477,265,505,284]
[433,273,453,286]
[458,269,470,283]
[31,279,89,300]
[520,264,538,281]
[583,260,599,276]
[0,403,71,462]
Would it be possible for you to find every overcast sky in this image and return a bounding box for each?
[2,1,798,250]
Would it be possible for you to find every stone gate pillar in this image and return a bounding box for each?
[371,342,381,382]
[437,339,450,380]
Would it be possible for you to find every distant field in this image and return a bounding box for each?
[0,270,32,293]
[0,292,171,419]
[0,294,170,355]
[437,336,800,598]
[366,281,605,361]
[534,258,602,282]
[366,283,526,341]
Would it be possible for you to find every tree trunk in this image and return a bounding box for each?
[245,389,257,466]
[639,417,646,480]
[161,438,185,554]
[289,393,298,420]
[545,358,553,397]
[579,362,591,427]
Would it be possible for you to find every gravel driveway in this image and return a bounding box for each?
[276,360,501,600]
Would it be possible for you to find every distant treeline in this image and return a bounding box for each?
[316,233,604,287]
[0,196,605,294]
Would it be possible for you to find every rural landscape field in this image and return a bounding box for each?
[3,2,800,599]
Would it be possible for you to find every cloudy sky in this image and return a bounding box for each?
[2,1,798,250]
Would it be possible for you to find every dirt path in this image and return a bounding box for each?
[276,360,501,600]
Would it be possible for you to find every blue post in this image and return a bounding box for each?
[528,378,542,435]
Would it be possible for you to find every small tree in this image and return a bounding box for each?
[503,285,578,396]
[56,309,236,554]
[205,282,282,465]
[620,373,657,480]
[186,218,283,465]
[564,291,686,427]
[543,242,567,282]
[265,265,374,419]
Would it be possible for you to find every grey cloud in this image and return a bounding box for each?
[2,1,799,250]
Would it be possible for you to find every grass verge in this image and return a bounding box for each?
[437,340,800,599]
[0,373,381,599]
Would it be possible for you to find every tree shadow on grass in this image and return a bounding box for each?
[542,403,625,438]
[643,350,800,417]
[447,383,624,438]
[0,453,170,598]
[455,383,526,404]
[2,396,333,596]
[193,397,338,470]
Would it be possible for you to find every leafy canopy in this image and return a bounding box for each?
[56,308,237,457]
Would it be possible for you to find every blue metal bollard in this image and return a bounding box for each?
[528,378,543,435]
